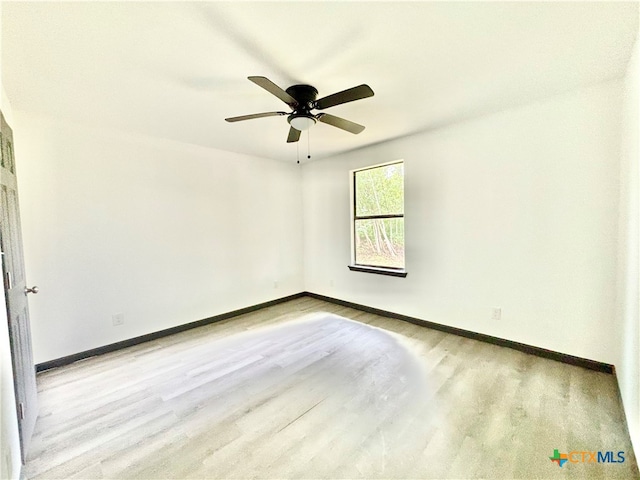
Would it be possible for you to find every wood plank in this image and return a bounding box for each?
[23,298,639,479]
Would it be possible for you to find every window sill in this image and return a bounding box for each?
[347,265,408,277]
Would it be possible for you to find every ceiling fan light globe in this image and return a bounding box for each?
[289,115,316,131]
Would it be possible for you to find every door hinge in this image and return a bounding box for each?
[18,402,24,420]
[5,271,12,289]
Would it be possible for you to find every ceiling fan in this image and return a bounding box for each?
[225,76,374,143]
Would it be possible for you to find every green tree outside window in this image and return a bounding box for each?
[353,162,404,269]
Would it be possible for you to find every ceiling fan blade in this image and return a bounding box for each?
[225,111,287,122]
[287,127,301,143]
[316,113,365,134]
[249,76,298,106]
[315,84,374,110]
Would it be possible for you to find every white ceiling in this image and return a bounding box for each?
[2,1,638,162]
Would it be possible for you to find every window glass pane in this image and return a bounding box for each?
[355,218,404,268]
[355,163,404,217]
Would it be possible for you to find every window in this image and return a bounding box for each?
[350,161,406,277]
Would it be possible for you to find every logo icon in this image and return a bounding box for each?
[549,449,625,466]
[550,449,568,467]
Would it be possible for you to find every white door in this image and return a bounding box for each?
[0,111,38,463]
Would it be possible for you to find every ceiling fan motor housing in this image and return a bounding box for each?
[286,84,319,130]
[285,84,318,109]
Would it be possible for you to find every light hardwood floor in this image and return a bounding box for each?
[24,297,639,479]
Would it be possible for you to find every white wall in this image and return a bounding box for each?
[617,35,640,456]
[303,80,623,366]
[0,88,22,480]
[13,112,303,364]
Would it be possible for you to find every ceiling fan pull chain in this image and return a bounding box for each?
[296,139,300,164]
[307,130,311,160]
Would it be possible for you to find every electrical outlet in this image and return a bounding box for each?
[492,307,502,321]
[112,313,124,326]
